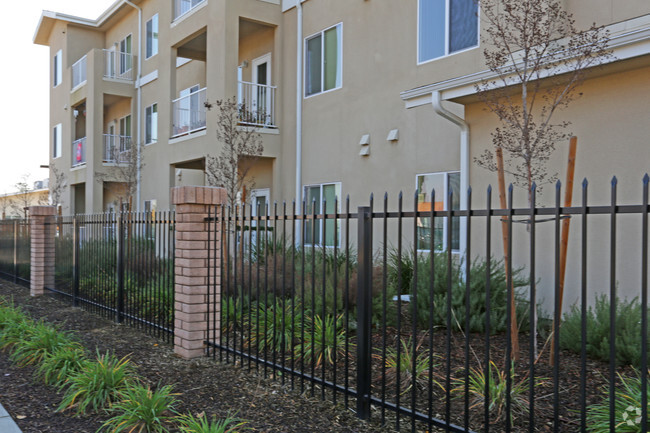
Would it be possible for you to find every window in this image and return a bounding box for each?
[305,23,342,97]
[53,50,62,87]
[303,183,341,247]
[53,124,62,158]
[418,0,478,63]
[146,15,158,59]
[120,35,132,74]
[118,114,132,156]
[145,103,158,144]
[416,172,460,251]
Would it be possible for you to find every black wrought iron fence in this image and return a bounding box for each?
[0,219,31,286]
[50,212,175,341]
[206,175,649,433]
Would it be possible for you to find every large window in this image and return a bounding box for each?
[416,172,460,251]
[146,14,158,59]
[305,23,342,97]
[53,50,62,87]
[304,183,341,247]
[145,103,158,144]
[120,35,132,74]
[53,124,62,158]
[418,0,478,63]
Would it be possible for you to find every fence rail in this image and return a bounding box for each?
[0,220,30,287]
[50,212,175,341]
[206,176,650,433]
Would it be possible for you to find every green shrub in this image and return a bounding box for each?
[383,336,440,395]
[247,299,301,354]
[35,345,88,388]
[58,350,137,415]
[587,371,649,432]
[297,314,347,368]
[0,316,35,352]
[560,295,647,366]
[176,412,248,433]
[100,383,178,433]
[10,322,79,367]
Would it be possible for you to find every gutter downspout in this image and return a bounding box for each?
[125,1,142,212]
[295,0,303,207]
[431,90,469,262]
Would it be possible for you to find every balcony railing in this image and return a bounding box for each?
[72,137,86,167]
[103,49,134,81]
[171,87,207,138]
[238,81,277,128]
[173,0,205,21]
[72,55,87,89]
[103,134,131,163]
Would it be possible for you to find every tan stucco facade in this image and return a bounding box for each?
[36,0,650,309]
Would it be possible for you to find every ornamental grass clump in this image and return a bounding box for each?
[383,336,440,395]
[35,345,88,388]
[100,383,179,433]
[298,313,347,368]
[10,321,79,367]
[58,350,137,415]
[587,371,650,432]
[176,412,248,433]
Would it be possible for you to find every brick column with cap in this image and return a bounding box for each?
[29,206,57,297]
[172,186,226,359]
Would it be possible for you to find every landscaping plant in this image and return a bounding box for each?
[9,321,80,367]
[35,345,88,388]
[298,313,347,368]
[100,383,179,433]
[177,412,248,433]
[58,350,137,415]
[247,299,300,354]
[587,371,650,432]
[383,335,439,395]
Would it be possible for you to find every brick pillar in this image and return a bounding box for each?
[29,206,57,297]
[172,186,227,359]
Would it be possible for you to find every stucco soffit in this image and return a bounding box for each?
[401,14,650,108]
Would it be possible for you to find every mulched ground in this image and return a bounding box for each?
[0,280,384,433]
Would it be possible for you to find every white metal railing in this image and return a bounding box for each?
[72,55,87,89]
[173,0,205,21]
[103,134,131,163]
[72,137,86,167]
[103,49,134,81]
[171,87,207,137]
[238,81,277,128]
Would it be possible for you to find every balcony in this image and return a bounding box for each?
[171,87,207,138]
[103,134,131,163]
[72,55,87,90]
[103,49,134,81]
[72,137,86,167]
[173,0,205,21]
[238,81,277,128]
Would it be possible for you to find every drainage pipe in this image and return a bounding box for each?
[125,1,142,212]
[295,0,304,206]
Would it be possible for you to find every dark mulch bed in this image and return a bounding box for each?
[0,280,383,433]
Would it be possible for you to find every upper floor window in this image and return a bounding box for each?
[416,172,460,251]
[145,103,158,144]
[418,0,478,63]
[305,23,342,97]
[146,14,159,59]
[53,124,62,158]
[120,35,133,74]
[53,50,62,87]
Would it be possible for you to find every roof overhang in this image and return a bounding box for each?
[401,14,650,108]
[33,0,143,46]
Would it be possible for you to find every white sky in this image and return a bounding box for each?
[0,0,116,194]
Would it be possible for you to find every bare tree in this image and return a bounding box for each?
[11,174,35,219]
[473,0,612,361]
[95,141,144,211]
[49,165,67,209]
[204,98,264,206]
[0,193,9,220]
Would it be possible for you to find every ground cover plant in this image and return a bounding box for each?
[587,371,650,432]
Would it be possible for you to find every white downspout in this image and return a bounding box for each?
[431,90,469,262]
[295,0,303,206]
[125,1,142,212]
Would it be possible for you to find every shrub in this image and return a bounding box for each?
[587,371,649,432]
[0,316,35,352]
[247,299,301,354]
[35,345,88,388]
[58,350,137,415]
[298,314,347,368]
[383,336,440,395]
[560,295,647,366]
[100,383,178,433]
[176,412,248,433]
[10,321,79,367]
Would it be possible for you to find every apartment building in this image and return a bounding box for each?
[35,0,650,305]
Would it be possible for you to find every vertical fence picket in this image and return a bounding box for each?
[609,177,618,433]
[641,174,648,433]
[356,205,372,420]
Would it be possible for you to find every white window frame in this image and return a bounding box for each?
[145,14,159,59]
[119,34,133,74]
[415,171,460,252]
[303,182,342,247]
[53,49,62,87]
[417,0,479,65]
[304,23,343,98]
[53,123,62,159]
[145,103,158,145]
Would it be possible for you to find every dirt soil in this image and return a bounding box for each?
[0,280,384,433]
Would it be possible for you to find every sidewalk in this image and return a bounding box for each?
[0,402,22,433]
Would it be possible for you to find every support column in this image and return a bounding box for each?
[29,206,57,297]
[172,186,226,359]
